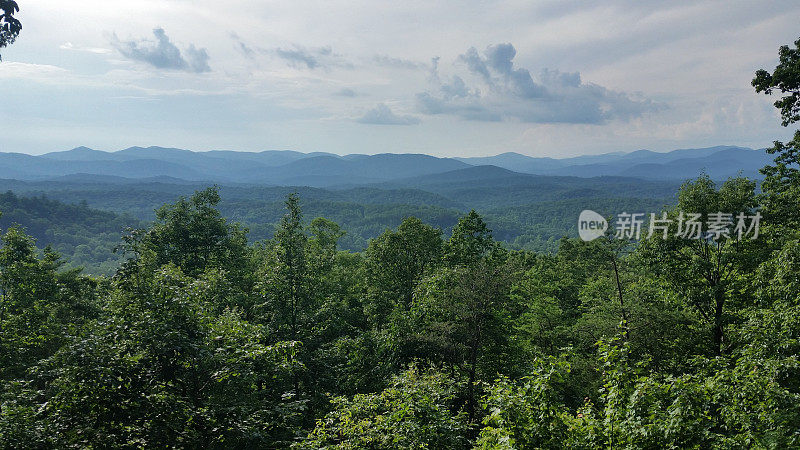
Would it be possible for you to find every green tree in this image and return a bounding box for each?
[26,265,302,448]
[0,0,20,59]
[270,193,308,341]
[444,210,495,267]
[296,365,468,450]
[513,238,615,354]
[639,175,759,356]
[364,217,443,327]
[411,261,514,424]
[475,355,572,449]
[120,187,249,280]
[753,36,800,233]
[408,212,514,423]
[307,217,345,261]
[0,226,97,382]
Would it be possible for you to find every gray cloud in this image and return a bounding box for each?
[458,47,490,82]
[334,88,359,97]
[485,43,516,74]
[416,92,501,121]
[463,43,545,98]
[418,43,661,124]
[229,32,255,58]
[357,103,421,125]
[274,45,352,70]
[373,55,427,70]
[230,35,428,74]
[111,28,210,73]
[276,46,325,69]
[228,33,352,70]
[428,56,441,82]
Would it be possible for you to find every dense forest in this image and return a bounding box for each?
[1,39,800,449]
[0,191,141,274]
[0,176,675,273]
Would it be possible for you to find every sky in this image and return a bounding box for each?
[2,0,800,157]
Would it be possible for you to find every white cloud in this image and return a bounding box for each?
[60,42,112,54]
[0,62,69,80]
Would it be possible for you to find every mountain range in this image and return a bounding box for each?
[0,145,772,187]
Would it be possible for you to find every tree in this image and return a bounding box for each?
[477,333,800,449]
[30,265,302,448]
[262,193,308,341]
[638,175,759,356]
[120,187,249,280]
[296,365,468,449]
[0,226,97,381]
[476,355,572,449]
[412,260,514,424]
[0,1,21,60]
[753,37,800,127]
[444,210,495,267]
[306,217,344,267]
[753,36,800,232]
[364,217,443,327]
[408,212,514,423]
[512,236,699,404]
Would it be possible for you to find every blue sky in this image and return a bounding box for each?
[2,0,800,157]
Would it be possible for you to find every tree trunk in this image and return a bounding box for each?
[713,289,724,355]
[467,342,478,423]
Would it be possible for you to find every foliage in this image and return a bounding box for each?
[296,365,469,449]
[0,191,140,275]
[122,186,249,279]
[0,179,677,272]
[0,0,20,59]
[754,37,800,233]
[475,355,572,449]
[637,175,761,356]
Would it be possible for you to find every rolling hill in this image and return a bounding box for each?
[0,145,774,187]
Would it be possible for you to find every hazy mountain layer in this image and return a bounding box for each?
[0,145,771,186]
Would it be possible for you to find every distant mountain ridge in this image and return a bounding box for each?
[455,146,771,179]
[0,145,773,186]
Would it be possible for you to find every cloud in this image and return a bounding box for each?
[485,43,516,75]
[111,28,210,73]
[372,55,427,70]
[229,32,255,59]
[60,42,112,54]
[334,88,358,97]
[357,103,421,125]
[276,46,323,69]
[0,62,70,81]
[418,43,661,124]
[458,47,491,82]
[228,33,354,71]
[273,45,352,70]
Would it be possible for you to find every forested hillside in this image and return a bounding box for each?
[0,172,677,268]
[0,191,140,274]
[0,187,671,272]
